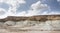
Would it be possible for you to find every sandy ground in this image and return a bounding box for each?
[0,30,60,33]
[0,29,60,33]
[0,25,60,33]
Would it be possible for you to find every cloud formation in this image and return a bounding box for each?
[0,0,26,18]
[18,0,60,16]
[57,0,60,2]
[17,1,49,16]
[25,1,49,16]
[0,8,6,15]
[50,12,60,14]
[0,0,60,19]
[31,1,48,10]
[0,8,7,19]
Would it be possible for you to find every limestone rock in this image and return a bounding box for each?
[4,21,16,26]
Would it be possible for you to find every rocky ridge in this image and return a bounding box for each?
[0,15,60,22]
[0,15,60,32]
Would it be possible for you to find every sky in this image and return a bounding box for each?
[0,0,60,19]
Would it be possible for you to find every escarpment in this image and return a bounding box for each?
[0,15,60,22]
[0,15,60,31]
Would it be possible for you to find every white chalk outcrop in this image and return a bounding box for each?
[0,20,60,31]
[4,21,16,26]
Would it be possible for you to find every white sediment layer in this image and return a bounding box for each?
[4,21,16,26]
[0,20,60,31]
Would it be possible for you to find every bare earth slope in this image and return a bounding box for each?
[0,15,60,33]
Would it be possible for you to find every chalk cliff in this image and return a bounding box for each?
[0,15,60,32]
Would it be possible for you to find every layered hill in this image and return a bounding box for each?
[0,15,60,22]
[0,15,60,32]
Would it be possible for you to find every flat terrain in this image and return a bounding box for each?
[0,30,60,33]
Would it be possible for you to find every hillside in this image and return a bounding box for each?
[0,15,60,32]
[0,15,60,22]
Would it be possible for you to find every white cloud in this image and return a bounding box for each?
[0,8,7,19]
[0,0,26,15]
[16,11,27,16]
[0,0,26,18]
[40,11,60,15]
[57,0,60,2]
[31,1,48,10]
[26,1,49,16]
[7,0,25,16]
[0,8,6,15]
[17,1,49,16]
[26,1,60,16]
[48,12,60,15]
[0,0,59,19]
[19,1,60,16]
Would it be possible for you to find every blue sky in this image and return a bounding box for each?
[17,0,38,11]
[19,0,60,12]
[0,0,60,18]
[18,0,60,11]
[44,0,60,11]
